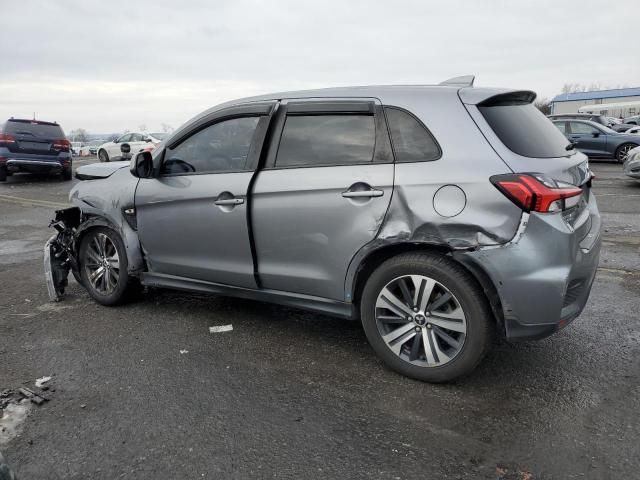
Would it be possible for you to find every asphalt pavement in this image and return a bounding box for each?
[1,158,639,479]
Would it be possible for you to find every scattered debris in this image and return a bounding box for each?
[179,350,189,354]
[34,376,51,388]
[17,388,48,406]
[80,404,86,409]
[209,325,233,334]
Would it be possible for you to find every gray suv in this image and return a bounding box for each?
[45,78,601,382]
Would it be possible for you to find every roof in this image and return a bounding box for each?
[552,87,640,103]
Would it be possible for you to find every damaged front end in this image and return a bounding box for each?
[44,207,81,301]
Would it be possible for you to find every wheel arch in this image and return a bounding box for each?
[348,242,504,333]
[75,214,146,276]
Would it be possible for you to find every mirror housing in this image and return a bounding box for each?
[130,151,154,178]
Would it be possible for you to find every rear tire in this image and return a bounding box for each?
[616,143,638,163]
[62,166,72,180]
[0,166,6,182]
[98,149,109,163]
[360,252,493,383]
[79,227,136,306]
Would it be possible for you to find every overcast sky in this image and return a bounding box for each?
[1,0,638,134]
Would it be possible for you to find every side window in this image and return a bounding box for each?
[131,133,144,142]
[275,115,375,168]
[118,134,131,143]
[384,107,441,162]
[569,122,597,135]
[554,121,567,134]
[162,116,259,175]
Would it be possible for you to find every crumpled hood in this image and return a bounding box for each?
[75,161,129,180]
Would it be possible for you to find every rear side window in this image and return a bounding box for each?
[384,107,441,162]
[275,115,375,167]
[4,120,64,139]
[553,121,567,134]
[479,103,571,158]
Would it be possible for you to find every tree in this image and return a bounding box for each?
[138,124,147,132]
[161,123,174,133]
[69,128,89,143]
[534,97,552,115]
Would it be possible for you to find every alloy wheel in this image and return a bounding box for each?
[375,275,467,367]
[84,233,120,295]
[99,150,108,162]
[617,144,636,162]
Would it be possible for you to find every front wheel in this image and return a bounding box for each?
[616,143,638,163]
[360,252,493,383]
[79,227,136,305]
[98,149,109,163]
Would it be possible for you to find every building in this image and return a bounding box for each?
[550,87,640,118]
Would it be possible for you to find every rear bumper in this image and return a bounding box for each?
[4,158,68,174]
[458,193,601,341]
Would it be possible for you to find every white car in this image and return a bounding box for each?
[96,132,167,162]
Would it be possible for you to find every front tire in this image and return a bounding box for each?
[360,252,493,383]
[62,166,72,180]
[0,166,6,182]
[98,149,109,163]
[616,143,638,163]
[79,227,134,306]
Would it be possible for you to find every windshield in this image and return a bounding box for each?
[480,103,574,158]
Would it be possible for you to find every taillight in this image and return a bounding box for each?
[491,173,583,213]
[0,133,16,145]
[53,139,71,152]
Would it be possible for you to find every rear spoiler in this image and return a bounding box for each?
[458,88,537,106]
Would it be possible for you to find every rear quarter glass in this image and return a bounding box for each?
[4,120,65,138]
[478,103,570,158]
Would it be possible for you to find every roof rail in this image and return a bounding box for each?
[439,75,475,87]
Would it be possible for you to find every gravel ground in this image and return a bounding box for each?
[1,159,639,479]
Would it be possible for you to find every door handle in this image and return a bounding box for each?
[342,189,384,198]
[214,197,244,206]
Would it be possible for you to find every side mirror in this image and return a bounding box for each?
[592,131,600,138]
[144,137,152,143]
[130,151,154,178]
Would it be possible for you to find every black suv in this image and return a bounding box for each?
[0,118,72,182]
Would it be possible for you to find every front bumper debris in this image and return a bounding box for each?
[43,207,81,301]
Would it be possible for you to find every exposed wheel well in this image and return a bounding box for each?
[351,243,504,332]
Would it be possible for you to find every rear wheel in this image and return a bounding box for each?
[616,143,638,163]
[79,227,135,305]
[360,252,492,383]
[98,149,109,163]
[62,166,72,180]
[0,166,6,182]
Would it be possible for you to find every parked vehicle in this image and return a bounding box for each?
[626,126,640,135]
[623,115,640,125]
[552,119,640,162]
[548,113,613,127]
[96,132,164,163]
[623,146,640,179]
[0,118,72,181]
[45,79,601,382]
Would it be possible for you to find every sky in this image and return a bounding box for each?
[1,0,638,134]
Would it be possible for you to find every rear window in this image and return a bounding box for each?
[479,103,571,158]
[384,107,441,162]
[4,120,64,139]
[275,115,375,168]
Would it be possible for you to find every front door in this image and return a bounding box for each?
[251,99,395,301]
[135,105,274,288]
[568,121,608,157]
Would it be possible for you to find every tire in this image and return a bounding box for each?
[0,166,6,182]
[360,252,493,383]
[616,143,638,163]
[62,166,72,181]
[79,227,135,306]
[98,149,109,163]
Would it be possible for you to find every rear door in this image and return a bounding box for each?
[251,99,394,301]
[135,102,275,288]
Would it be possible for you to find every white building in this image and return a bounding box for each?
[550,87,640,118]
